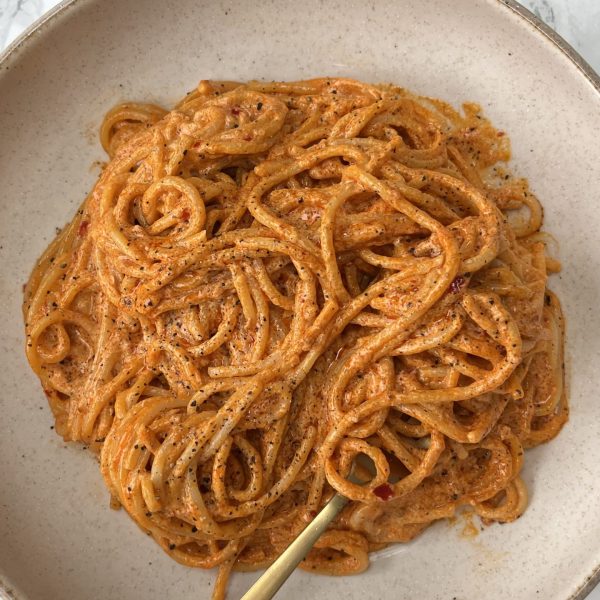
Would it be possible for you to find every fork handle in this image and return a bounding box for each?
[240,493,349,600]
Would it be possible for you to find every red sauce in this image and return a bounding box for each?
[181,209,190,221]
[78,220,89,237]
[373,483,394,501]
[449,275,465,294]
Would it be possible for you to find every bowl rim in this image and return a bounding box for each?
[0,1,598,599]
[1,0,599,96]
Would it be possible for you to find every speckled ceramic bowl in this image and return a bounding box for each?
[1,1,599,599]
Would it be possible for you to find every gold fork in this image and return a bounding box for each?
[240,491,349,600]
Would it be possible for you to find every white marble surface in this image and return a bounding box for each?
[0,0,598,599]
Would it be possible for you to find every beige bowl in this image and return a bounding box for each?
[0,1,599,599]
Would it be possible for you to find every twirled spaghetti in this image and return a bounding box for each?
[23,78,567,599]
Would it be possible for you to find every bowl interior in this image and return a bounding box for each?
[1,1,599,599]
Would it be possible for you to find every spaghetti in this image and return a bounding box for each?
[23,78,567,599]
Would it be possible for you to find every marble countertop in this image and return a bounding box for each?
[0,0,598,599]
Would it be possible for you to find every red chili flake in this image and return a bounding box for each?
[308,509,318,518]
[497,131,505,137]
[243,134,253,141]
[449,275,465,294]
[78,220,89,236]
[181,209,190,221]
[231,106,241,116]
[373,484,394,501]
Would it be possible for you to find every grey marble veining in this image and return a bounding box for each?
[523,0,600,70]
[0,0,46,49]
